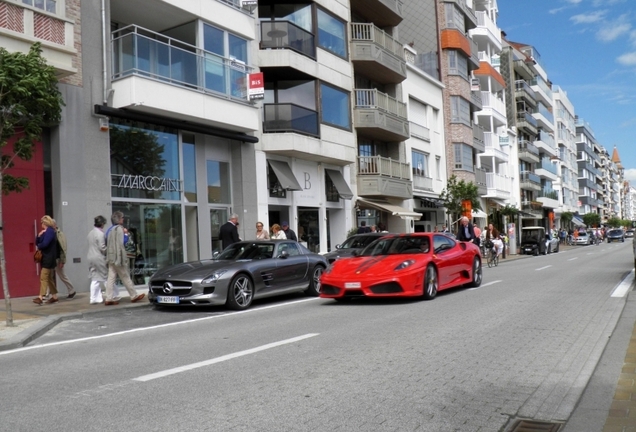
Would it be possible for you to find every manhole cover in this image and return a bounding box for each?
[507,419,563,432]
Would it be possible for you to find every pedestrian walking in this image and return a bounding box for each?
[87,215,108,304]
[255,221,269,240]
[281,221,297,241]
[33,215,59,305]
[105,211,145,306]
[219,214,240,250]
[271,224,287,239]
[52,218,76,299]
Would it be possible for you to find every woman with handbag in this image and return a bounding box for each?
[33,215,59,304]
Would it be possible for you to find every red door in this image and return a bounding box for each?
[0,136,45,299]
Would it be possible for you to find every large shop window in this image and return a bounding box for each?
[207,160,231,204]
[320,83,350,129]
[110,122,181,200]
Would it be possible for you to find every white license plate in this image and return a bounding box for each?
[344,282,361,289]
[157,296,179,304]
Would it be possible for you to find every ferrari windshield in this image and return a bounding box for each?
[339,234,382,249]
[215,243,275,260]
[360,236,430,256]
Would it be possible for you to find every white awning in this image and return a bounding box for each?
[490,198,507,207]
[472,209,488,219]
[357,198,421,219]
[572,216,585,227]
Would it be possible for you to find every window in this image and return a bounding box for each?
[320,83,350,129]
[23,0,56,13]
[268,163,286,198]
[183,135,197,203]
[450,96,471,126]
[454,143,473,171]
[448,51,468,79]
[436,156,441,180]
[203,24,248,98]
[412,151,429,177]
[317,9,346,57]
[207,160,231,204]
[444,4,465,30]
[325,174,339,202]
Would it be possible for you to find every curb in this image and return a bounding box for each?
[0,302,153,352]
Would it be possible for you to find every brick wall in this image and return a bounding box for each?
[0,2,24,33]
[59,0,82,87]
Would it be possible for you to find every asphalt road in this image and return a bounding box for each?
[0,242,633,432]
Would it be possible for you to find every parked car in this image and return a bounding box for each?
[323,232,387,264]
[575,230,592,245]
[320,233,482,301]
[148,240,327,310]
[606,228,625,243]
[626,229,634,238]
[519,227,559,255]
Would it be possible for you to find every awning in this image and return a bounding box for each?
[489,198,507,207]
[417,196,444,208]
[472,209,488,219]
[572,216,585,227]
[357,198,421,220]
[268,160,303,191]
[325,169,353,200]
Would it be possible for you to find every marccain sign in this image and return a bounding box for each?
[112,174,183,192]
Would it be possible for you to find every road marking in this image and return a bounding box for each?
[134,334,319,382]
[468,280,502,291]
[0,297,321,356]
[568,257,579,261]
[611,269,635,298]
[535,265,552,271]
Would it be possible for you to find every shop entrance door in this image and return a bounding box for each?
[210,208,228,256]
[297,208,319,253]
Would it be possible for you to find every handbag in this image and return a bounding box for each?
[34,249,43,263]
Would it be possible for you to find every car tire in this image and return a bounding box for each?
[226,273,253,311]
[305,265,324,296]
[467,257,482,288]
[422,265,438,300]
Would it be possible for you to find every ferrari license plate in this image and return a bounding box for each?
[157,296,179,304]
[344,282,361,289]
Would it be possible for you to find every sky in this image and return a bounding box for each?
[496,0,636,181]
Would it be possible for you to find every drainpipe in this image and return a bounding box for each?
[101,0,113,105]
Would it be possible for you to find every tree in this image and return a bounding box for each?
[439,175,482,224]
[606,217,621,228]
[0,43,64,326]
[582,212,601,228]
[561,212,573,226]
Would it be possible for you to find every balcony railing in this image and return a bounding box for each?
[410,122,430,141]
[358,156,410,180]
[484,132,507,161]
[261,21,315,59]
[475,11,500,42]
[475,167,487,193]
[517,111,538,128]
[350,23,404,58]
[534,103,554,124]
[531,77,553,100]
[413,174,433,191]
[112,25,252,101]
[537,130,556,149]
[480,92,506,116]
[539,189,558,200]
[486,173,511,194]
[515,80,536,100]
[520,171,541,184]
[519,139,539,156]
[355,89,407,119]
[263,103,319,137]
[539,157,558,175]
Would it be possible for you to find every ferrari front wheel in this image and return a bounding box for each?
[468,257,482,288]
[423,265,438,300]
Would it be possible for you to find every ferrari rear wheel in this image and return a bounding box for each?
[226,274,254,310]
[305,265,324,296]
[423,265,438,300]
[468,257,482,287]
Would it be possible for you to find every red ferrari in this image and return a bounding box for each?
[320,233,482,301]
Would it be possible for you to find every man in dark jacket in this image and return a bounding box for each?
[357,221,371,234]
[220,214,240,249]
[456,216,477,243]
[281,221,297,241]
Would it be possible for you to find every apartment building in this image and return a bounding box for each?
[0,0,80,297]
[552,86,578,225]
[575,118,603,219]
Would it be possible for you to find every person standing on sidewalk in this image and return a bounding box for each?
[87,215,108,304]
[33,215,59,305]
[52,219,76,299]
[105,211,145,306]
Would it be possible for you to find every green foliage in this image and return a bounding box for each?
[500,205,519,217]
[439,175,481,220]
[606,217,622,228]
[561,212,573,224]
[582,212,601,228]
[0,43,63,194]
[347,227,358,238]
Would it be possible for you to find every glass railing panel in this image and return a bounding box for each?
[263,103,319,137]
[261,21,315,59]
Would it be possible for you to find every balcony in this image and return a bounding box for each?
[516,111,538,135]
[354,89,409,141]
[469,11,502,51]
[410,122,430,142]
[468,38,480,70]
[530,76,553,106]
[532,103,554,131]
[485,172,511,199]
[514,80,537,107]
[475,167,487,195]
[263,104,319,137]
[580,196,602,208]
[357,156,412,199]
[577,160,601,178]
[481,132,508,162]
[111,25,259,133]
[579,178,599,191]
[446,0,477,28]
[473,123,485,153]
[350,23,407,84]
[518,140,540,163]
[521,201,544,218]
[471,88,483,110]
[537,189,559,209]
[513,59,534,81]
[413,174,433,192]
[520,171,541,192]
[535,157,558,181]
[576,142,602,164]
[534,130,557,157]
[260,21,315,59]
[349,0,404,27]
[479,92,507,125]
[0,2,76,77]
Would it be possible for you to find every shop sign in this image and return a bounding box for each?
[112,174,182,192]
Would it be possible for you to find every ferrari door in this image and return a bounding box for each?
[432,235,464,287]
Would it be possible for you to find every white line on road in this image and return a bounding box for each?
[468,280,502,290]
[0,297,321,356]
[568,257,579,261]
[611,269,635,298]
[134,334,319,382]
[535,265,552,271]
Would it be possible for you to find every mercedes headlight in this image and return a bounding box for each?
[201,270,227,285]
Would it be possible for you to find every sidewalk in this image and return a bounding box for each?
[0,287,150,351]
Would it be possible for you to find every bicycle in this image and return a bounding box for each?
[484,241,499,267]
